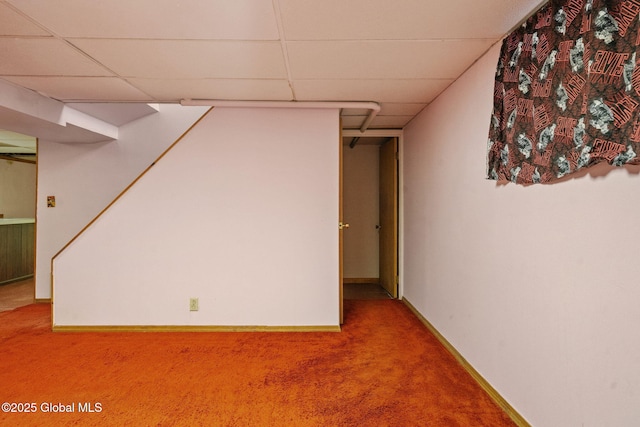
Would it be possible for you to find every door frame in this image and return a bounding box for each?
[341,128,403,301]
[379,136,398,298]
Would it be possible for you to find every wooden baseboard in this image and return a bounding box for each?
[402,297,530,427]
[52,324,341,333]
[35,298,51,304]
[0,274,34,286]
[343,277,379,284]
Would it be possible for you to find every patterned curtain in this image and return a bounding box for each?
[487,0,640,184]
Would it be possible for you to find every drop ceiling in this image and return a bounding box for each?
[0,0,547,141]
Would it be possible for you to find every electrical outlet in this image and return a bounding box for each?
[189,298,199,311]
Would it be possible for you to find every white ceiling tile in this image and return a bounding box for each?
[0,2,50,36]
[341,103,427,117]
[129,78,294,102]
[279,0,547,40]
[3,76,152,101]
[70,39,287,79]
[0,0,548,135]
[294,79,452,103]
[379,103,427,116]
[287,40,495,79]
[340,108,374,117]
[368,115,414,128]
[9,0,279,40]
[0,38,113,76]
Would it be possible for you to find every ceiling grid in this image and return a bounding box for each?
[0,0,548,131]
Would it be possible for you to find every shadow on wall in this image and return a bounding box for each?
[494,163,640,187]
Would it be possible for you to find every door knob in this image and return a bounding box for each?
[339,222,350,230]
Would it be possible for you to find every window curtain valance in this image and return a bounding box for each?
[487,0,640,184]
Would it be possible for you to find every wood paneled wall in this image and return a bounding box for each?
[0,223,34,284]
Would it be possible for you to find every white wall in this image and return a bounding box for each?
[403,43,640,427]
[343,144,379,279]
[0,159,36,218]
[36,104,208,299]
[52,107,340,327]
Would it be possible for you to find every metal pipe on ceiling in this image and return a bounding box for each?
[179,99,381,133]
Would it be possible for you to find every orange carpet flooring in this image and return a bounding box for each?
[0,300,515,426]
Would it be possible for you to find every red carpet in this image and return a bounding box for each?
[0,300,515,426]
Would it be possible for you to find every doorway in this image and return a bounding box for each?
[0,130,37,311]
[341,134,399,304]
